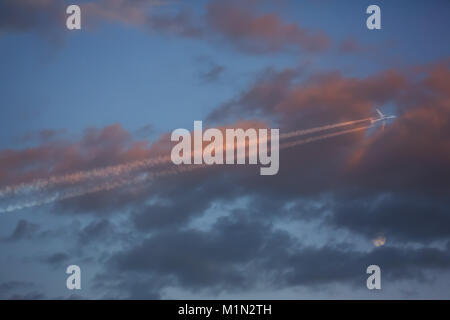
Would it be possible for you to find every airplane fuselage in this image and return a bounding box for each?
[371,115,396,124]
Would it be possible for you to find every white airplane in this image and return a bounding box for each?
[371,108,396,130]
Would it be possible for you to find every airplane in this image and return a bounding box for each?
[371,108,396,130]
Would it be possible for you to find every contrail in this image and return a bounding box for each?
[279,118,372,139]
[279,125,372,149]
[0,164,205,213]
[0,155,171,198]
[0,117,372,198]
[0,124,372,213]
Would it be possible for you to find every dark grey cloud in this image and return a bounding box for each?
[0,281,32,295]
[327,194,450,243]
[131,170,245,231]
[42,252,70,267]
[3,219,40,242]
[8,292,47,300]
[94,205,450,298]
[0,281,45,300]
[275,245,450,287]
[93,271,163,300]
[200,64,225,82]
[78,219,113,245]
[0,0,65,41]
[107,213,292,295]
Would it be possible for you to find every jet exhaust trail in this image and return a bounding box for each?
[0,124,373,213]
[0,155,172,198]
[0,164,206,213]
[279,125,372,149]
[0,117,372,198]
[279,118,372,139]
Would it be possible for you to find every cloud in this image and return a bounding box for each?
[0,123,152,187]
[0,0,201,42]
[0,281,45,300]
[278,245,450,287]
[15,129,66,145]
[99,208,450,298]
[77,219,114,245]
[42,252,70,267]
[328,194,450,243]
[199,63,225,82]
[108,213,293,294]
[3,219,40,242]
[84,0,203,38]
[200,60,450,248]
[8,292,47,300]
[208,66,406,127]
[1,0,334,56]
[0,281,32,295]
[205,0,330,54]
[0,0,65,41]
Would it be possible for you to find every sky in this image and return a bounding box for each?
[0,0,450,299]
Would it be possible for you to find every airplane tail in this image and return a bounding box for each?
[376,108,384,118]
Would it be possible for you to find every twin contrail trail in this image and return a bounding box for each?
[0,117,372,199]
[0,119,374,213]
[0,155,171,198]
[279,118,372,139]
[279,125,372,149]
[0,165,202,213]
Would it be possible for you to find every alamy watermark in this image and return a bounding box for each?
[170,121,279,175]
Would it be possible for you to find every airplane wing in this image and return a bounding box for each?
[376,108,384,118]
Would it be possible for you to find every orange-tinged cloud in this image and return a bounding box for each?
[206,0,330,53]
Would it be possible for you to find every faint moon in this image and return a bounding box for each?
[372,236,386,247]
